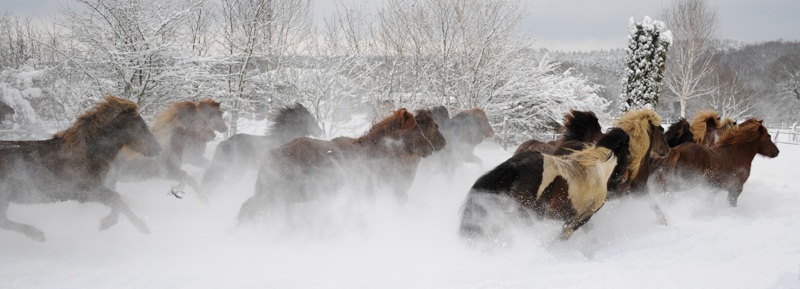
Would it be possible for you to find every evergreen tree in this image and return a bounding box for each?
[620,16,672,112]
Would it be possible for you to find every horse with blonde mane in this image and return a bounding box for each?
[237,108,446,224]
[0,96,160,241]
[690,110,721,147]
[651,118,779,206]
[108,100,216,203]
[459,128,630,242]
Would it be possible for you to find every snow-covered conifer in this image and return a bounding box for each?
[620,16,672,112]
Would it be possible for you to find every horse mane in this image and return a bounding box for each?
[54,96,139,156]
[563,145,612,168]
[716,118,764,148]
[269,103,310,132]
[614,109,661,180]
[198,98,221,108]
[562,109,601,142]
[355,108,415,146]
[690,110,720,144]
[719,117,737,134]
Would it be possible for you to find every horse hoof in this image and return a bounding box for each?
[170,189,186,199]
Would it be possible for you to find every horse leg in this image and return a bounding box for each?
[0,202,46,242]
[169,169,210,204]
[560,214,594,241]
[88,188,150,234]
[727,184,744,207]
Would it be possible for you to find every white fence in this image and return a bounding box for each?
[768,122,800,145]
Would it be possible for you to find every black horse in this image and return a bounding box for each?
[201,103,322,190]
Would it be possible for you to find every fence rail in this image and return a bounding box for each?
[768,124,800,145]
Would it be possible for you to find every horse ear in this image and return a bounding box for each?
[398,109,416,130]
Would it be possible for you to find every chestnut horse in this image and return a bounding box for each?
[664,117,694,148]
[237,108,446,224]
[108,100,216,202]
[428,106,494,178]
[0,96,160,241]
[459,128,630,241]
[182,98,229,167]
[514,109,602,156]
[201,103,322,190]
[690,110,721,147]
[651,118,779,206]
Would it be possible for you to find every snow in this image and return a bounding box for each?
[1,138,799,288]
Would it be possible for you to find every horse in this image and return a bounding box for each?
[664,117,694,147]
[690,110,721,147]
[237,108,446,224]
[107,100,216,203]
[609,109,670,196]
[427,106,494,178]
[651,118,779,207]
[182,98,229,167]
[0,99,14,123]
[200,103,322,190]
[459,128,630,242]
[514,109,602,155]
[0,96,160,241]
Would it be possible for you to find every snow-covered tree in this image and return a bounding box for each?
[620,16,671,112]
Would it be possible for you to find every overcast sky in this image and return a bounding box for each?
[3,0,799,51]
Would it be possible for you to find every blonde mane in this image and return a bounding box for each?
[54,96,139,156]
[563,145,613,168]
[690,110,720,145]
[614,109,661,180]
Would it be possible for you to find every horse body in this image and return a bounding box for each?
[459,128,630,241]
[201,103,321,189]
[428,107,494,177]
[237,108,446,224]
[182,98,228,167]
[652,118,779,206]
[0,96,160,241]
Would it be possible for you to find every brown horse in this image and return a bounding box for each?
[428,107,494,178]
[182,98,229,167]
[610,109,670,196]
[664,117,694,148]
[459,128,630,241]
[237,108,446,224]
[0,96,160,241]
[690,110,721,147]
[201,103,321,190]
[108,100,216,203]
[651,118,779,207]
[514,109,603,156]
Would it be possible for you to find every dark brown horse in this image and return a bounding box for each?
[610,109,670,196]
[664,117,694,148]
[514,109,602,155]
[108,100,216,203]
[690,110,721,147]
[428,106,494,178]
[0,99,14,123]
[0,96,160,241]
[201,103,322,190]
[651,118,779,207]
[182,98,229,167]
[459,128,630,241]
[237,108,446,224]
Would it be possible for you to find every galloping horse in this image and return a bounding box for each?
[201,103,321,190]
[428,106,494,178]
[0,96,160,241]
[514,109,603,155]
[0,99,14,123]
[610,109,670,196]
[459,128,630,241]
[690,110,721,147]
[108,100,216,202]
[182,98,228,167]
[237,108,446,224]
[651,118,779,206]
[664,118,694,147]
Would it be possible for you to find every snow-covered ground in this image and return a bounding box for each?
[1,135,799,288]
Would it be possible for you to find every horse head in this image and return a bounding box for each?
[274,103,322,138]
[649,120,669,158]
[104,96,161,157]
[410,109,447,157]
[430,105,450,127]
[198,98,228,133]
[755,120,780,158]
[563,109,602,143]
[665,118,694,147]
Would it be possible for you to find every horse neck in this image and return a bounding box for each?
[81,129,130,168]
[715,141,759,168]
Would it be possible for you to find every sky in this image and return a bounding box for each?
[2,0,799,51]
